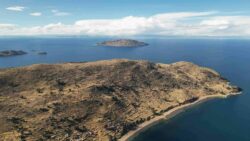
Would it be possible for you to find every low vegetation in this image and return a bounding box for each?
[0,59,240,141]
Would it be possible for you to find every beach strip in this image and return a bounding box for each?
[119,93,240,141]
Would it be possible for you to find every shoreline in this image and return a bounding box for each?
[119,93,241,141]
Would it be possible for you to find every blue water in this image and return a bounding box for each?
[0,37,249,141]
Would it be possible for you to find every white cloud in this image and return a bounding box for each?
[0,24,16,29]
[1,11,250,37]
[0,24,16,34]
[6,6,25,12]
[30,12,42,16]
[198,16,250,36]
[52,9,70,16]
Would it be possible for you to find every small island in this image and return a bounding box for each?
[97,39,148,47]
[0,50,27,57]
[37,52,47,55]
[0,59,241,141]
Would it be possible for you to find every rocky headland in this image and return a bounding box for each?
[0,59,241,141]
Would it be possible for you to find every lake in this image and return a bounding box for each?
[0,37,249,141]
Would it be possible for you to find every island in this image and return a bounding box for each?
[37,52,47,55]
[0,50,27,57]
[0,59,241,141]
[97,39,148,47]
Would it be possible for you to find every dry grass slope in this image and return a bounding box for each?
[0,59,240,141]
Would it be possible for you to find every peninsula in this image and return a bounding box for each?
[97,39,148,47]
[0,59,241,141]
[0,50,27,57]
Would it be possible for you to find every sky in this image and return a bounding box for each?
[0,0,250,36]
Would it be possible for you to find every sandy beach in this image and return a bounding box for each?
[119,93,240,141]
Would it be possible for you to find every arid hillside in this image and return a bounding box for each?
[0,59,240,141]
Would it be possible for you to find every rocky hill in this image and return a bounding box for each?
[97,39,148,47]
[0,59,240,141]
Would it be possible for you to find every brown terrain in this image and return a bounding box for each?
[0,59,240,141]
